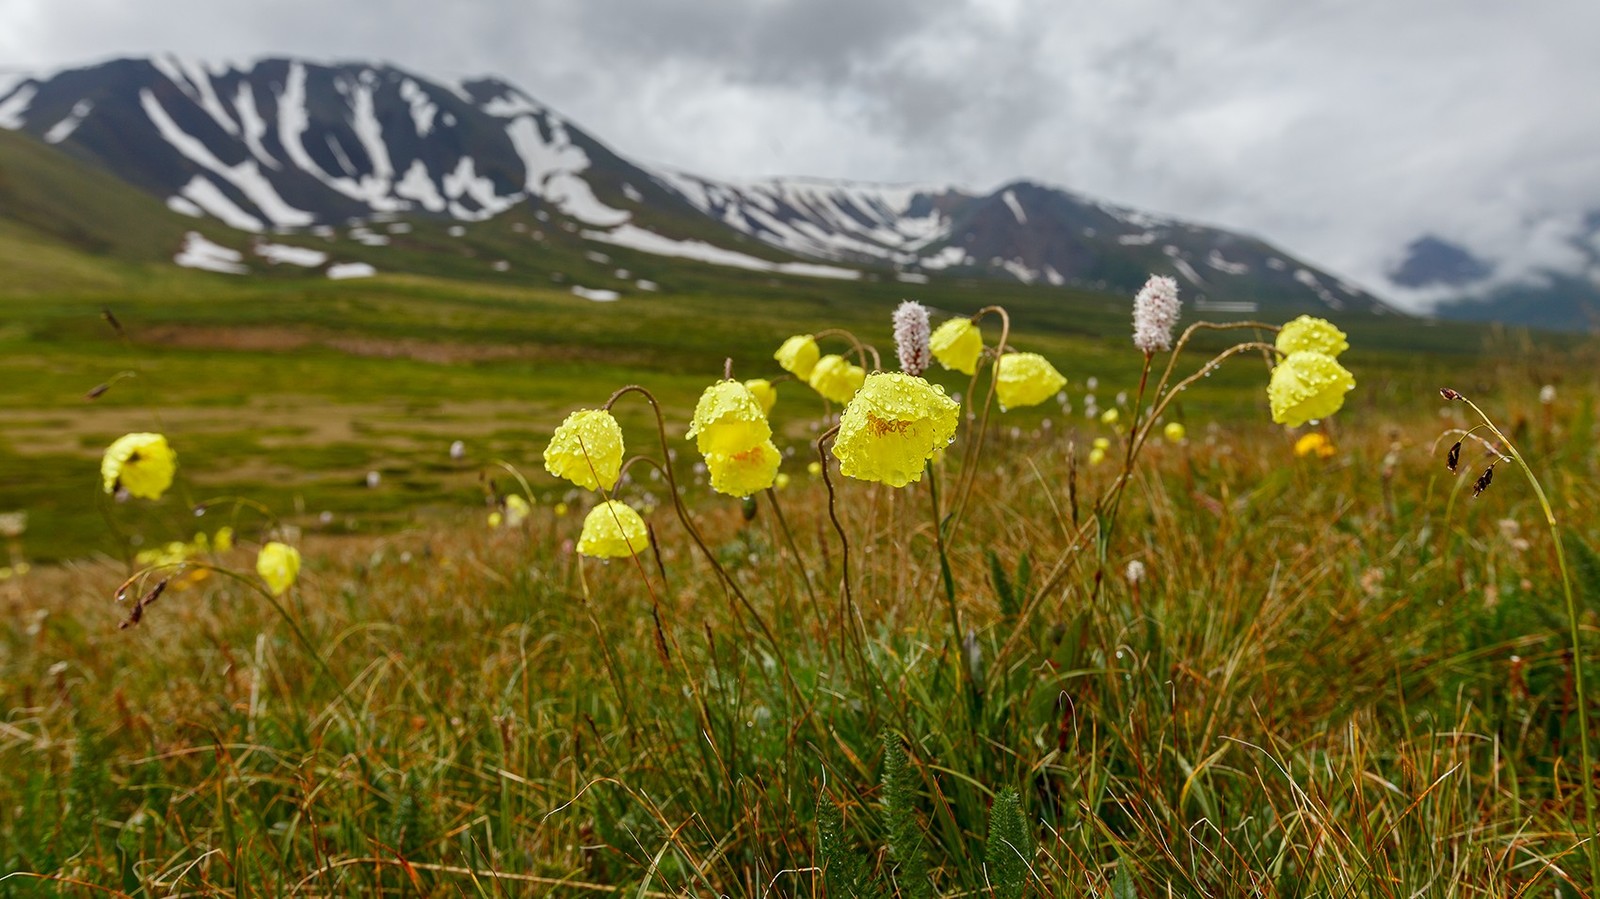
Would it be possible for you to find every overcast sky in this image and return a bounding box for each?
[3,0,1597,308]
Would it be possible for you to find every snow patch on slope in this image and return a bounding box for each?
[582,224,860,280]
[0,85,37,128]
[175,231,247,274]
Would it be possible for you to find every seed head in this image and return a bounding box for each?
[1439,387,1462,401]
[1472,465,1494,497]
[1446,441,1462,473]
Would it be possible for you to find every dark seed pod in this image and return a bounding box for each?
[1440,388,1462,400]
[1446,441,1462,473]
[1473,465,1494,497]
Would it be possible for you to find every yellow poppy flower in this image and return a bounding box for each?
[543,409,625,491]
[686,380,772,455]
[1088,447,1107,465]
[774,334,821,380]
[808,355,866,404]
[775,472,792,490]
[929,318,983,375]
[577,500,649,558]
[1092,437,1111,450]
[995,353,1067,410]
[832,372,960,487]
[1268,351,1355,427]
[1100,408,1120,424]
[212,526,234,552]
[101,432,177,499]
[505,494,531,526]
[744,378,778,415]
[1293,432,1337,459]
[487,510,504,529]
[1275,315,1349,358]
[256,541,301,597]
[807,461,823,477]
[707,440,781,497]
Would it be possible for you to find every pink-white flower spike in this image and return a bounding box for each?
[893,300,932,376]
[1132,275,1181,354]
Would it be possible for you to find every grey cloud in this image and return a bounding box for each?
[2,0,1598,309]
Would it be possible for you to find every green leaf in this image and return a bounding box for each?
[985,787,1030,899]
[881,731,931,899]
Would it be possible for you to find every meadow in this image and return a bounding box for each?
[2,251,1599,896]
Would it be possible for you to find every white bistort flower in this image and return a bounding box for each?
[1132,275,1181,353]
[892,300,932,377]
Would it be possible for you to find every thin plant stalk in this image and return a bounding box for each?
[603,385,799,698]
[948,305,1011,538]
[1448,389,1597,885]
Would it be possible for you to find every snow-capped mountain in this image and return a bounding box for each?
[0,55,1394,314]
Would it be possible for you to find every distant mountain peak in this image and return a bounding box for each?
[0,52,1397,315]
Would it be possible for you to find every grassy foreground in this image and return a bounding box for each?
[3,296,1600,897]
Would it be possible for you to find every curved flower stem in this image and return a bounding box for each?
[1448,390,1597,884]
[948,305,1012,538]
[1146,321,1281,417]
[604,386,796,693]
[815,328,881,372]
[816,424,875,676]
[766,486,821,624]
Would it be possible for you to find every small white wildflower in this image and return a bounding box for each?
[1125,559,1146,584]
[449,440,466,460]
[1132,274,1181,353]
[892,300,932,376]
[1540,384,1556,404]
[365,471,381,488]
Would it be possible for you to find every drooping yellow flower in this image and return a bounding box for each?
[929,318,983,375]
[1268,351,1355,427]
[1293,432,1337,459]
[707,440,781,497]
[774,334,821,380]
[995,353,1067,411]
[832,372,960,487]
[256,541,301,597]
[808,355,866,404]
[686,380,772,455]
[1100,408,1120,425]
[744,378,778,415]
[577,500,649,558]
[101,433,176,499]
[1276,315,1349,358]
[1163,422,1186,442]
[1088,447,1108,465]
[505,494,531,526]
[544,409,625,491]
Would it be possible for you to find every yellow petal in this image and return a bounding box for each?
[808,355,866,404]
[256,541,301,597]
[995,353,1067,410]
[744,379,778,415]
[929,318,983,375]
[543,409,625,491]
[774,334,820,380]
[1269,351,1355,427]
[832,372,959,487]
[577,500,648,558]
[1275,316,1349,358]
[707,440,781,497]
[686,380,773,455]
[101,433,176,499]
